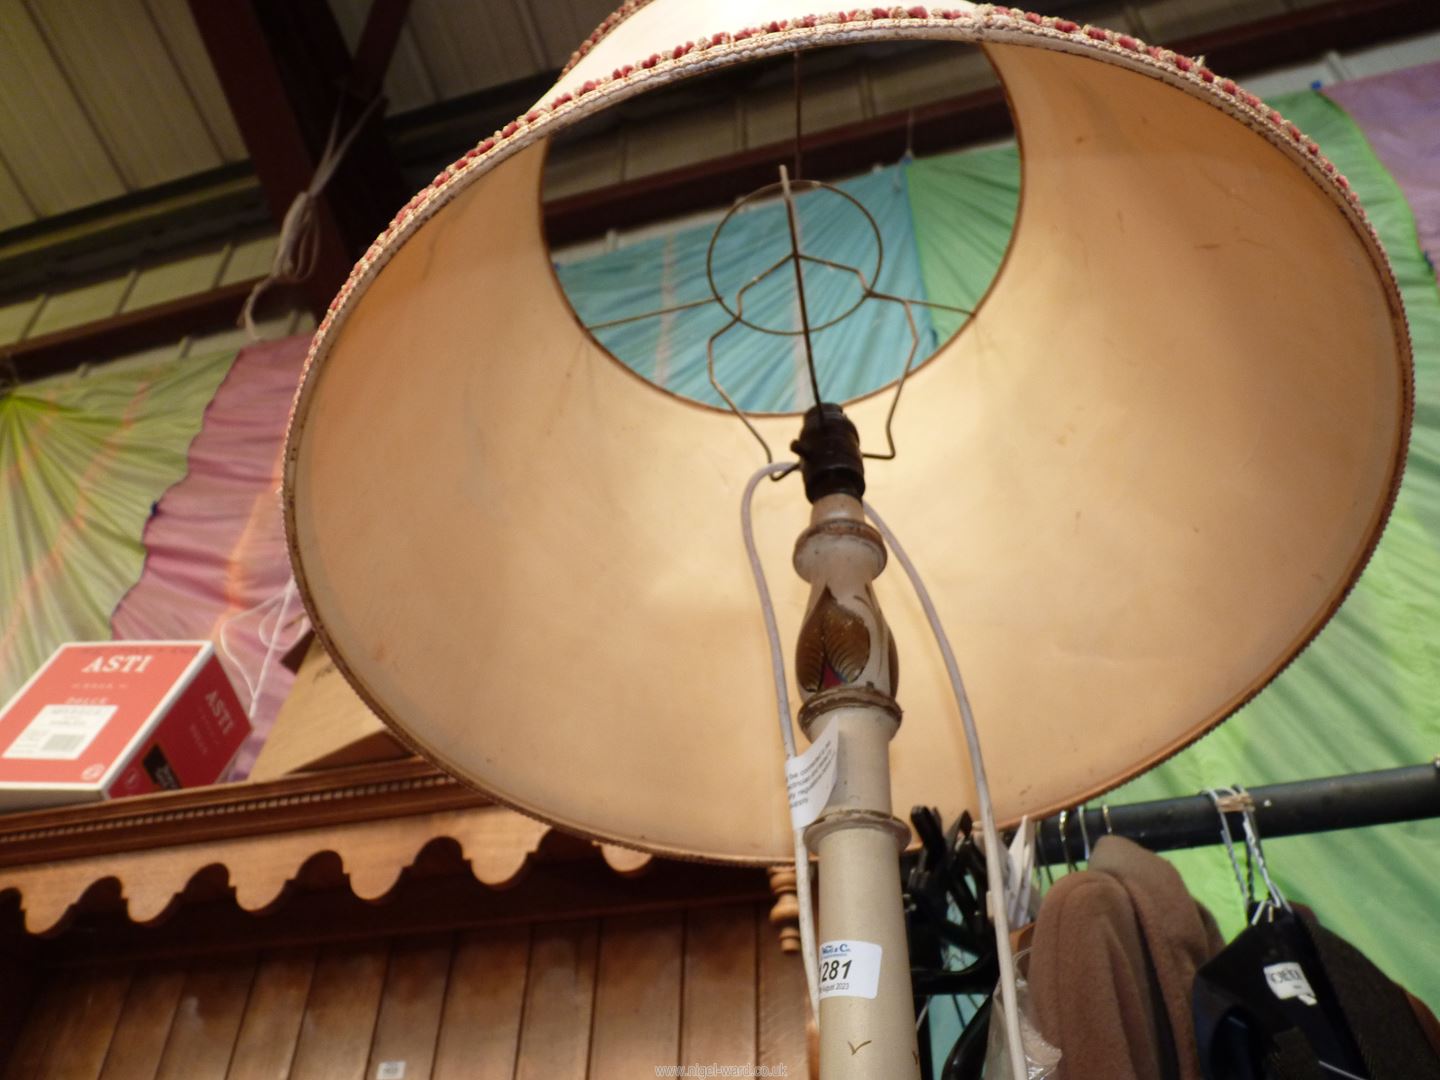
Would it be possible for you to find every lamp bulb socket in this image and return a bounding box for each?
[791,404,865,504]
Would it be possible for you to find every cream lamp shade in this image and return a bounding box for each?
[283,3,1412,864]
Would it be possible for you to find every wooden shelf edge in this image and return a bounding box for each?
[0,758,483,867]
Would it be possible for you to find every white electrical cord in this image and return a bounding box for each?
[741,462,821,1018]
[217,576,306,718]
[741,465,1026,1079]
[248,577,298,720]
[863,501,1028,1080]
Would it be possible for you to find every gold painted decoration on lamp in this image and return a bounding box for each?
[796,587,873,694]
[283,4,1412,864]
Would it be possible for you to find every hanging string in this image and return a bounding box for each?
[239,93,385,340]
[863,500,1028,1080]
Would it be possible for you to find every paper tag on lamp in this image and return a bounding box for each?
[785,721,839,829]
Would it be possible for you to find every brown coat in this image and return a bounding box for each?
[1028,836,1226,1080]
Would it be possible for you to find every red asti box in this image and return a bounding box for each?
[0,641,250,812]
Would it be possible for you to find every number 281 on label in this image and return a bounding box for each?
[819,958,853,981]
[817,940,882,1000]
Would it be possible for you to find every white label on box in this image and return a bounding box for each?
[785,722,839,829]
[2,704,116,761]
[376,1063,406,1079]
[818,939,882,1000]
[1264,962,1317,1006]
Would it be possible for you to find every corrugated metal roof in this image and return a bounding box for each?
[0,0,1369,235]
[0,0,1435,368]
[0,0,618,231]
[0,0,253,227]
[27,0,233,188]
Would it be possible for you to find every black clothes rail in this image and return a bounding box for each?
[1032,758,1440,868]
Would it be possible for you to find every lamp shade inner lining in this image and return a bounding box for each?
[286,22,1409,865]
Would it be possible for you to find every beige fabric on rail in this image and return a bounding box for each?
[285,12,1410,863]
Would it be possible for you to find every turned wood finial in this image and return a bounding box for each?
[767,865,801,953]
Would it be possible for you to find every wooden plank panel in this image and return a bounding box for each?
[432,927,529,1080]
[27,276,130,338]
[867,48,997,115]
[2,971,72,1080]
[543,137,623,202]
[0,952,38,1074]
[288,940,390,1080]
[226,948,318,1080]
[364,934,453,1080]
[512,920,598,1080]
[97,962,188,1080]
[217,233,279,286]
[0,296,42,347]
[625,104,738,180]
[153,953,256,1080]
[122,246,227,314]
[29,0,225,188]
[682,905,758,1068]
[0,6,125,214]
[588,912,683,1076]
[1137,0,1287,43]
[756,904,811,1080]
[744,71,866,148]
[39,966,132,1080]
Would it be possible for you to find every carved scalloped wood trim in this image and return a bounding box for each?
[0,759,477,866]
[599,843,655,876]
[0,760,654,937]
[2,806,549,935]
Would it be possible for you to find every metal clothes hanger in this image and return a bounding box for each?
[1233,783,1292,925]
[1204,786,1254,914]
[1058,809,1078,873]
[1196,788,1372,1079]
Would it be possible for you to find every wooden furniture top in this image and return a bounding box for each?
[0,758,673,937]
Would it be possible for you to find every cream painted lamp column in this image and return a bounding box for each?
[282,5,1412,1078]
